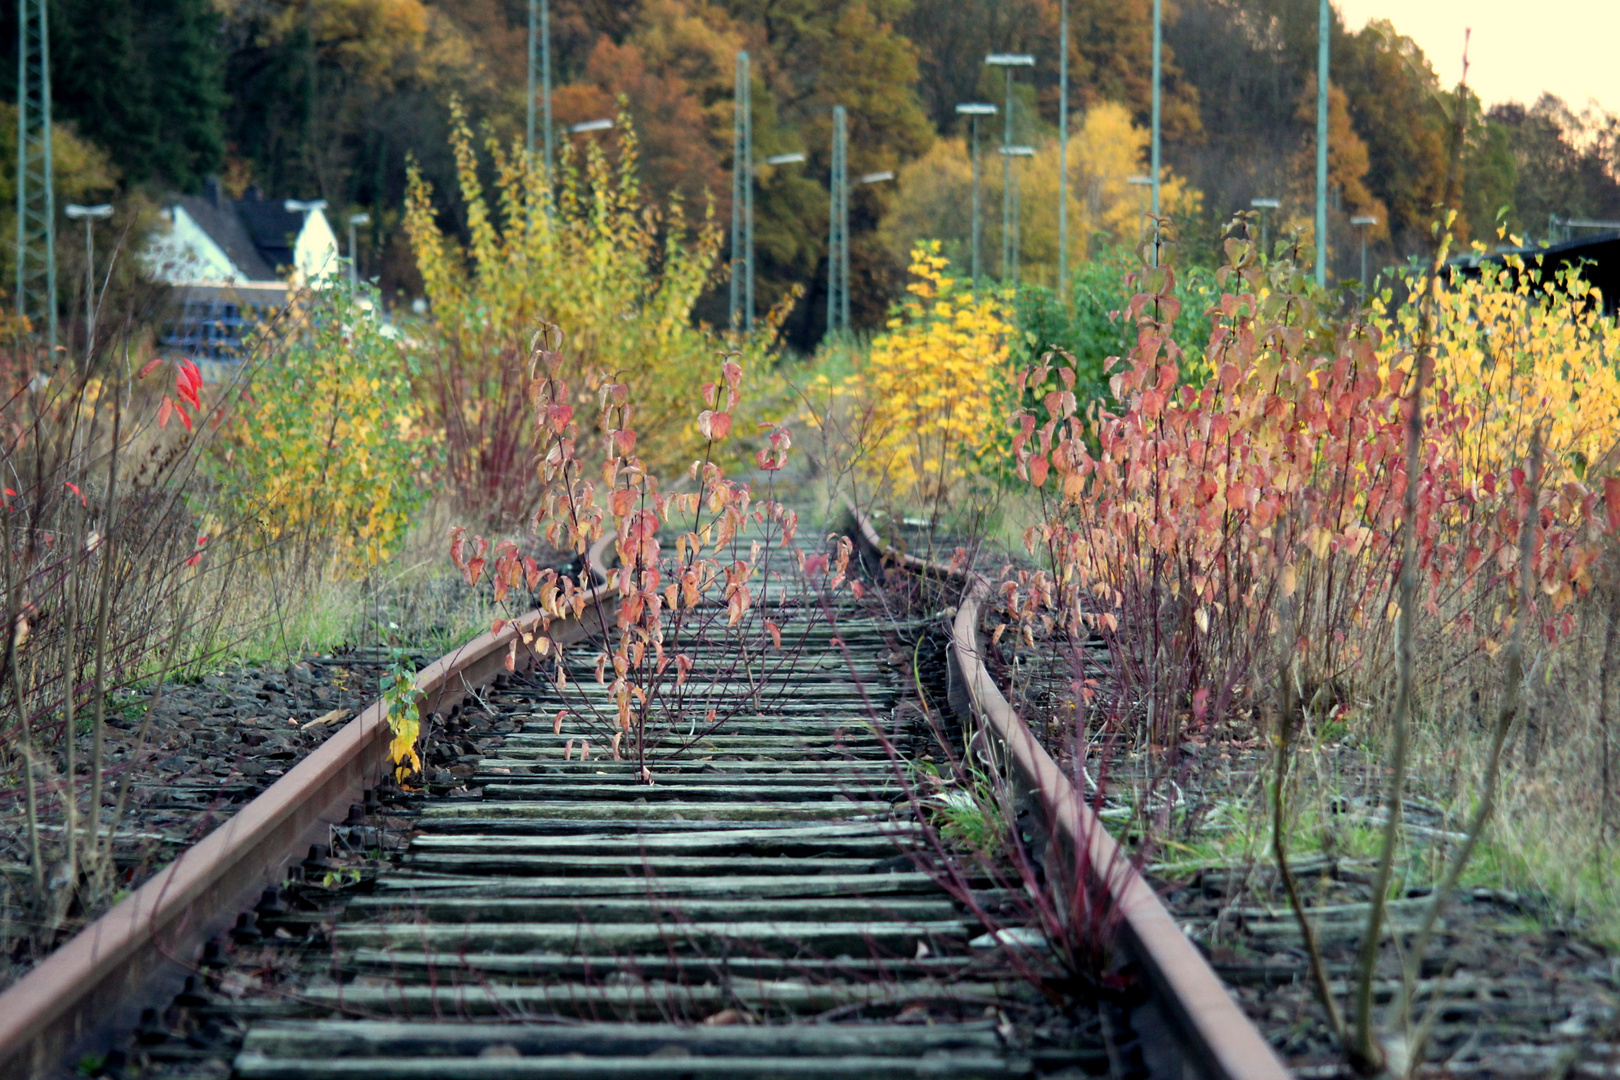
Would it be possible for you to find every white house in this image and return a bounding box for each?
[145,181,342,365]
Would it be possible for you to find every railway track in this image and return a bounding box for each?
[0,515,1289,1080]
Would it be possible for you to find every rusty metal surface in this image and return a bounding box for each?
[0,534,617,1079]
[850,508,1292,1080]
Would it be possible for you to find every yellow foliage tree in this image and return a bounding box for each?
[812,244,1011,507]
[406,103,786,504]
[878,103,1200,288]
[1375,255,1620,484]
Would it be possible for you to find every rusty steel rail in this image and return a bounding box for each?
[0,534,618,1079]
[850,508,1292,1080]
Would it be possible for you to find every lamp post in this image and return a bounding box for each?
[730,52,752,336]
[1128,176,1153,242]
[736,151,807,337]
[65,203,111,358]
[828,105,849,337]
[527,0,554,180]
[1058,0,1070,294]
[347,212,371,288]
[999,147,1035,286]
[1315,0,1329,286]
[955,103,996,288]
[1151,0,1161,220]
[1250,197,1280,256]
[568,119,614,135]
[985,54,1034,281]
[1350,214,1377,288]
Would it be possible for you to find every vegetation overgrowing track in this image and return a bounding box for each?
[0,516,1288,1080]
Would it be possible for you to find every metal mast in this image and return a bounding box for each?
[1058,0,1069,294]
[955,104,995,289]
[1150,0,1161,221]
[1001,68,1013,277]
[730,51,752,335]
[16,0,56,351]
[985,54,1033,281]
[827,105,849,336]
[1315,0,1329,286]
[526,0,554,179]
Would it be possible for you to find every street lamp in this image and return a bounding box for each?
[955,103,996,288]
[1059,0,1071,294]
[1314,0,1329,286]
[1151,0,1162,220]
[1128,176,1153,242]
[1250,197,1280,255]
[731,51,753,336]
[65,203,112,358]
[828,106,850,337]
[347,212,371,288]
[1000,146,1035,286]
[527,0,554,180]
[736,152,807,337]
[1350,214,1378,288]
[568,119,614,134]
[985,54,1034,281]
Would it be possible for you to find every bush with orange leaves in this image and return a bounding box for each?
[1002,231,1620,751]
[437,324,856,786]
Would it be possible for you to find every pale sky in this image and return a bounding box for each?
[1333,0,1618,113]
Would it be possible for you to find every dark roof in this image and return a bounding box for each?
[1450,232,1620,315]
[171,194,278,281]
[233,189,303,274]
[169,183,309,282]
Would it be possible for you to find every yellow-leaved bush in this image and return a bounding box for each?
[405,102,790,515]
[809,244,1011,506]
[1375,254,1620,484]
[224,284,439,571]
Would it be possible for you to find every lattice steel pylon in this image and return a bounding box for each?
[15,0,56,351]
[826,105,848,337]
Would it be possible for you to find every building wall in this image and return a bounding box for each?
[295,209,341,286]
[144,206,243,284]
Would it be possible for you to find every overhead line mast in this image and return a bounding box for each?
[16,0,57,352]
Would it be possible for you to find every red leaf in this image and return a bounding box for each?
[63,482,86,506]
[157,397,173,428]
[709,411,732,439]
[137,357,164,379]
[177,405,193,432]
[176,368,201,410]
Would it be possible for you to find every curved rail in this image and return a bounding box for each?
[0,534,619,1079]
[850,508,1291,1080]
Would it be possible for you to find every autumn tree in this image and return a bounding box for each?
[1332,20,1451,254]
[1490,95,1620,242]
